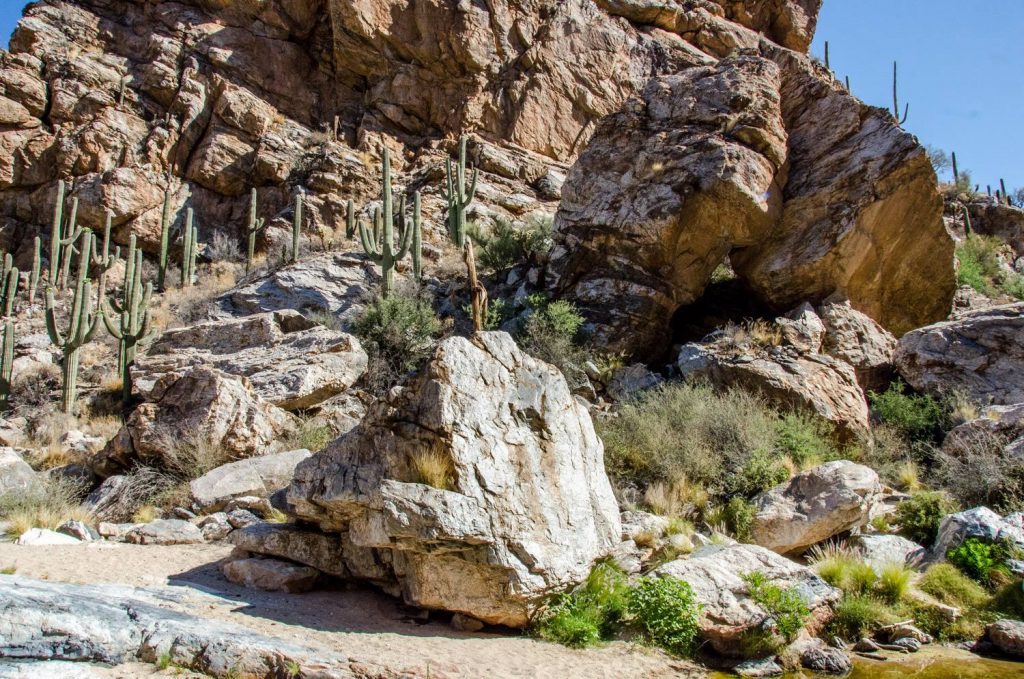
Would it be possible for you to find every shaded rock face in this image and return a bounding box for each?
[943,403,1024,461]
[552,43,952,358]
[136,309,367,410]
[751,461,882,555]
[285,331,621,627]
[654,544,840,657]
[0,447,38,494]
[895,303,1024,406]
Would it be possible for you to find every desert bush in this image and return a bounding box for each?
[720,497,756,543]
[0,475,91,537]
[306,308,342,331]
[743,571,809,642]
[989,580,1024,619]
[470,216,553,274]
[774,413,837,468]
[207,231,244,263]
[734,451,788,497]
[869,381,949,443]
[827,594,897,640]
[919,563,989,608]
[352,289,442,395]
[517,294,588,388]
[956,234,1024,300]
[9,363,60,416]
[894,491,959,547]
[931,430,1024,513]
[534,561,630,648]
[628,576,701,657]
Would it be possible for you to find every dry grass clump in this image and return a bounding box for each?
[719,319,783,349]
[409,450,455,490]
[8,362,60,416]
[150,261,241,331]
[643,476,709,518]
[0,475,92,537]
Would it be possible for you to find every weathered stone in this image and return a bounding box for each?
[605,364,664,401]
[849,534,925,572]
[797,640,851,674]
[58,430,105,456]
[197,513,233,542]
[226,510,261,529]
[751,461,882,554]
[221,557,320,593]
[15,528,81,546]
[136,310,367,410]
[654,544,840,656]
[931,507,1024,560]
[82,475,128,520]
[777,303,825,353]
[224,496,274,517]
[985,619,1024,657]
[733,658,783,677]
[942,403,1024,461]
[966,201,1024,256]
[450,612,485,633]
[96,522,141,541]
[189,449,312,513]
[0,447,38,494]
[620,510,670,541]
[895,303,1024,406]
[124,519,205,546]
[286,332,621,627]
[818,300,897,392]
[677,341,870,441]
[57,520,100,542]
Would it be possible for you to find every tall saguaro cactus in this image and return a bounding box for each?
[359,148,413,298]
[346,199,355,240]
[45,230,101,414]
[246,188,267,273]
[291,191,303,263]
[157,182,173,290]
[49,181,84,290]
[441,135,478,247]
[28,236,41,306]
[181,208,198,287]
[0,255,17,317]
[411,191,423,280]
[0,321,12,413]
[101,235,152,405]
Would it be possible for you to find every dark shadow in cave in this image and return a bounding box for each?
[669,265,776,350]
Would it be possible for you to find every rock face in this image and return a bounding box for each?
[0,576,380,677]
[850,534,926,572]
[817,300,898,392]
[285,331,621,627]
[229,523,349,578]
[98,366,295,474]
[751,461,882,554]
[966,201,1024,256]
[136,310,366,410]
[189,449,312,513]
[895,303,1024,406]
[552,41,952,358]
[677,338,870,441]
[654,544,841,656]
[942,404,1024,460]
[984,619,1024,658]
[0,447,37,493]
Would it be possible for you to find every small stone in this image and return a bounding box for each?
[197,513,233,541]
[124,519,204,545]
[224,496,273,517]
[800,644,852,674]
[172,507,197,520]
[733,657,783,677]
[221,557,319,593]
[97,522,141,540]
[16,528,81,546]
[227,509,261,529]
[57,520,100,542]
[891,637,921,653]
[450,613,485,633]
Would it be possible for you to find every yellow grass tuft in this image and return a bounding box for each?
[409,450,455,490]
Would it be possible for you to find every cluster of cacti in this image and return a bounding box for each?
[892,61,908,125]
[441,135,487,331]
[49,180,84,290]
[358,148,421,298]
[101,235,152,405]
[246,188,267,273]
[181,208,198,287]
[0,253,18,317]
[45,229,102,414]
[0,320,12,412]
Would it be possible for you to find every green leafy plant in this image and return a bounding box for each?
[827,594,897,640]
[869,380,949,443]
[351,290,442,394]
[627,576,701,657]
[742,571,809,642]
[534,561,630,648]
[734,450,788,497]
[948,538,999,583]
[956,233,1024,301]
[721,496,756,543]
[894,491,959,547]
[517,294,588,387]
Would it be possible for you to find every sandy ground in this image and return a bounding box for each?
[0,542,703,679]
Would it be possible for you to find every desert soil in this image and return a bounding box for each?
[0,542,703,678]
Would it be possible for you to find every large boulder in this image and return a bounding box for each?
[849,534,926,572]
[124,519,205,546]
[98,366,296,473]
[189,449,312,513]
[229,523,350,578]
[751,461,882,554]
[931,507,1024,560]
[895,303,1024,406]
[983,619,1024,658]
[221,557,320,593]
[0,447,38,494]
[677,339,870,441]
[136,310,367,410]
[654,544,841,656]
[966,200,1024,256]
[817,300,898,392]
[942,403,1024,460]
[286,332,621,627]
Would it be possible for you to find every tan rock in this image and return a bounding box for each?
[221,557,320,593]
[818,300,897,392]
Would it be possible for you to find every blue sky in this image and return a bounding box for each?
[1,2,1021,189]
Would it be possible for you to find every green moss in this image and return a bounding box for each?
[919,564,990,609]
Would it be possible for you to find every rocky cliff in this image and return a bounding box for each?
[0,0,953,360]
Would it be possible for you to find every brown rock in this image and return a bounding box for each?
[817,300,897,392]
[222,557,320,593]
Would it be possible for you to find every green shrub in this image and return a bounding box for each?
[989,580,1024,619]
[948,538,999,583]
[534,561,629,648]
[956,234,1024,301]
[722,496,756,543]
[919,564,989,608]
[470,216,553,274]
[734,451,788,497]
[828,594,897,640]
[742,572,810,642]
[869,381,948,443]
[628,576,701,657]
[877,562,913,604]
[516,294,588,388]
[894,491,959,547]
[351,290,442,394]
[464,297,513,331]
[774,413,836,468]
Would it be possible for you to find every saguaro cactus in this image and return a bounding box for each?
[45,230,101,414]
[441,135,478,247]
[157,183,173,290]
[246,188,267,273]
[0,321,12,412]
[346,199,356,239]
[181,208,198,287]
[91,211,120,290]
[0,255,17,317]
[28,236,41,306]
[411,191,423,280]
[291,191,303,263]
[359,148,413,298]
[892,61,908,125]
[101,235,152,405]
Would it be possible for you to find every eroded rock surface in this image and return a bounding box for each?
[285,331,621,627]
[189,449,312,513]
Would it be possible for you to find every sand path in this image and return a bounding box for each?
[0,542,703,679]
